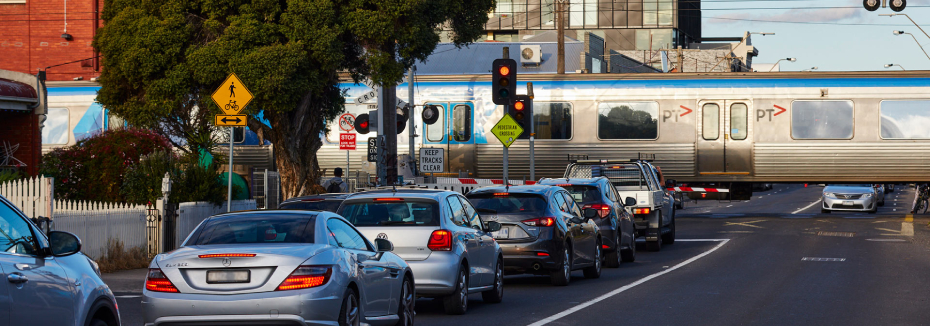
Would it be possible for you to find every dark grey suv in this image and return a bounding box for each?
[538,177,637,267]
[466,185,602,286]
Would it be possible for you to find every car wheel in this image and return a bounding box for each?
[821,209,831,214]
[550,245,572,286]
[583,239,602,279]
[604,234,621,268]
[621,234,636,262]
[339,288,361,326]
[88,319,109,326]
[396,276,415,326]
[879,198,885,206]
[645,229,662,252]
[662,216,676,245]
[482,257,504,303]
[442,267,468,314]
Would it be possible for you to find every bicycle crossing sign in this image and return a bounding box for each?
[212,73,252,115]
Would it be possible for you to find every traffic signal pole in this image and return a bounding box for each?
[528,82,535,181]
[408,66,416,164]
[503,47,510,187]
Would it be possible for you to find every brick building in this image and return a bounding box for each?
[0,70,43,176]
[0,0,102,81]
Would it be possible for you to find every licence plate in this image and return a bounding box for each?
[843,201,854,205]
[491,228,510,239]
[207,270,250,284]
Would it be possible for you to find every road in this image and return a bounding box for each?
[111,184,930,326]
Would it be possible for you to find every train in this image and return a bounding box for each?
[43,71,930,198]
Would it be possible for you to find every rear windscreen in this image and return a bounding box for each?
[559,185,601,204]
[467,194,548,214]
[567,164,649,189]
[339,201,441,226]
[192,214,315,245]
[279,201,342,212]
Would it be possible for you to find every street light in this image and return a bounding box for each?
[892,30,930,61]
[881,14,929,40]
[885,63,906,70]
[768,57,797,72]
[802,67,819,72]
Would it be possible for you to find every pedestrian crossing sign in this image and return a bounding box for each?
[212,73,253,115]
[491,113,524,148]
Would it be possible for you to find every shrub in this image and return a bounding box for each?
[120,150,177,205]
[122,150,234,205]
[95,238,150,273]
[0,169,22,183]
[40,128,172,202]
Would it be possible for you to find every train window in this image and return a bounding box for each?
[427,105,445,142]
[730,103,748,140]
[702,103,719,140]
[43,108,70,145]
[531,102,572,140]
[597,102,658,140]
[452,104,470,142]
[791,100,854,139]
[880,100,930,139]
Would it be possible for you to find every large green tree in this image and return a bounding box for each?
[95,0,494,197]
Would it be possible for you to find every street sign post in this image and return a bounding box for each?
[491,113,525,186]
[211,73,253,212]
[340,133,356,181]
[339,113,356,132]
[419,148,444,174]
[367,137,378,162]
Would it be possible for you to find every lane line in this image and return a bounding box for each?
[792,200,821,214]
[526,239,730,326]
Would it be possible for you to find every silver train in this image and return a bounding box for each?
[320,71,930,188]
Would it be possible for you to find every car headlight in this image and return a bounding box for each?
[863,193,873,198]
[824,193,835,198]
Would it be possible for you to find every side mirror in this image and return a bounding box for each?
[665,179,676,187]
[48,231,81,257]
[374,238,394,253]
[569,217,584,224]
[625,197,636,207]
[583,208,598,219]
[486,221,502,233]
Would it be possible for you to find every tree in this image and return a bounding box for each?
[95,0,494,198]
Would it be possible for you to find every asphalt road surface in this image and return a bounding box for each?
[111,184,930,326]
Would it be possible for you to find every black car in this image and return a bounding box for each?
[278,193,350,212]
[538,177,637,267]
[466,185,602,286]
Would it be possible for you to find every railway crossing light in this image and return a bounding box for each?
[509,95,533,133]
[422,105,441,125]
[863,0,880,11]
[492,58,518,105]
[396,110,408,134]
[890,0,906,12]
[354,113,370,134]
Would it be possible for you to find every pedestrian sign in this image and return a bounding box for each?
[491,113,524,148]
[212,73,253,115]
[215,115,247,126]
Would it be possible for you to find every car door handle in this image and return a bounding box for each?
[8,273,27,284]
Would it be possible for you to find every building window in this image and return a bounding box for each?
[643,0,658,25]
[584,0,597,26]
[880,100,930,139]
[532,102,573,140]
[598,102,659,140]
[659,0,673,26]
[569,0,583,27]
[542,0,555,26]
[452,104,471,142]
[702,103,719,140]
[43,108,69,145]
[635,29,673,50]
[791,100,854,139]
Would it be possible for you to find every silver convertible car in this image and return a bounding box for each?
[142,210,414,326]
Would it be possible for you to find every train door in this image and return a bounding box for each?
[422,102,475,174]
[697,100,752,174]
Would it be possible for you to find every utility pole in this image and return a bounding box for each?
[557,0,565,74]
[408,66,416,161]
[528,82,535,181]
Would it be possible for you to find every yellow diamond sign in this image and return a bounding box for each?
[491,113,524,148]
[212,73,253,115]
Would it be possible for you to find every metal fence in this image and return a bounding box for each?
[251,169,281,209]
[175,200,257,248]
[52,200,150,260]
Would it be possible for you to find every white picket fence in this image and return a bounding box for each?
[52,200,150,260]
[0,176,53,221]
[175,200,257,248]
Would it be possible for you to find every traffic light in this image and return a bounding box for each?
[509,95,532,139]
[492,58,517,105]
[422,105,441,125]
[396,112,408,134]
[354,113,370,134]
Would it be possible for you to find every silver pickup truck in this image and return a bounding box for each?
[563,160,676,251]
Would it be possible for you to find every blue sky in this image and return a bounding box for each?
[702,0,930,71]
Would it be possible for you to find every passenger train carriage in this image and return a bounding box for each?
[44,72,930,197]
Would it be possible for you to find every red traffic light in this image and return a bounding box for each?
[499,66,510,76]
[360,121,368,129]
[514,101,525,111]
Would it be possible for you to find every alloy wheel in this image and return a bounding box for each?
[401,279,415,326]
[346,293,360,326]
[458,270,468,311]
[563,247,571,283]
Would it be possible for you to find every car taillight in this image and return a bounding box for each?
[427,230,453,251]
[521,217,556,227]
[276,266,332,291]
[145,269,179,293]
[582,204,611,218]
[633,208,651,215]
[198,253,257,258]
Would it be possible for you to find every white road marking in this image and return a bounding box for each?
[792,200,821,214]
[866,238,906,242]
[526,239,730,326]
[801,257,846,262]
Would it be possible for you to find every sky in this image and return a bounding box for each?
[701,0,930,71]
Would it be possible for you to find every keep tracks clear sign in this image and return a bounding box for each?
[419,148,444,173]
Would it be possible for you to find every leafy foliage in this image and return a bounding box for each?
[40,129,172,202]
[0,169,22,183]
[121,150,234,205]
[95,0,495,197]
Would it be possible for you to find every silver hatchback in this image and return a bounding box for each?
[337,189,504,315]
